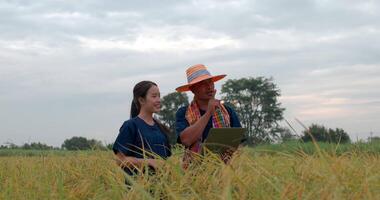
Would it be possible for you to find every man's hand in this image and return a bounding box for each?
[207,89,220,115]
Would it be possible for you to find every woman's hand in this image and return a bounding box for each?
[146,159,164,169]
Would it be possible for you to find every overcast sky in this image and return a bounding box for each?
[1,0,379,146]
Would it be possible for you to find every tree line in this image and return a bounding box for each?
[3,76,374,151]
[158,76,353,145]
[0,137,112,151]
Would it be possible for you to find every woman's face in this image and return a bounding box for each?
[139,85,161,113]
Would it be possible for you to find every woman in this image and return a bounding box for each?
[113,81,171,176]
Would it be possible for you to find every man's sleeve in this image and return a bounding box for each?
[226,105,247,144]
[226,105,242,128]
[175,106,189,144]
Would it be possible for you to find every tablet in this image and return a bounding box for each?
[203,128,246,153]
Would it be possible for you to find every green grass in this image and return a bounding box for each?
[253,141,380,156]
[0,144,379,199]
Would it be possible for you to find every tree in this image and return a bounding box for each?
[221,77,285,145]
[22,142,53,150]
[301,124,350,143]
[329,128,350,144]
[88,139,107,150]
[368,136,380,143]
[301,124,328,143]
[278,127,298,143]
[4,142,18,149]
[158,92,189,144]
[61,136,106,150]
[106,143,114,150]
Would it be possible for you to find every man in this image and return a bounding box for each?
[175,64,242,166]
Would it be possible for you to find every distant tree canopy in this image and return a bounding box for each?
[22,142,54,150]
[301,124,351,143]
[0,142,54,150]
[158,92,189,144]
[61,136,106,150]
[278,127,299,143]
[106,143,114,150]
[221,77,285,145]
[368,136,380,143]
[0,143,19,149]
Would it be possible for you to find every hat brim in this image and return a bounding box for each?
[175,74,226,92]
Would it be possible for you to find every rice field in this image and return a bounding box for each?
[1,142,379,199]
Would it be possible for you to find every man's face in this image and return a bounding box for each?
[190,79,215,100]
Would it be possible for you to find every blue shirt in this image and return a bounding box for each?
[113,117,171,174]
[175,104,242,144]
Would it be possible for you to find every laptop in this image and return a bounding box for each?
[202,128,246,154]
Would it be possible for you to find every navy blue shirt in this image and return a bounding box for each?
[175,104,242,144]
[113,117,171,174]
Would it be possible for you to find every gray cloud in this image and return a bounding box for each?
[1,0,379,146]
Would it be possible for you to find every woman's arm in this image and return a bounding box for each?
[115,152,162,169]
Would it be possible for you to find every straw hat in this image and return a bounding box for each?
[175,64,226,92]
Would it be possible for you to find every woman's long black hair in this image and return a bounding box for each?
[130,81,156,118]
[130,81,171,150]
